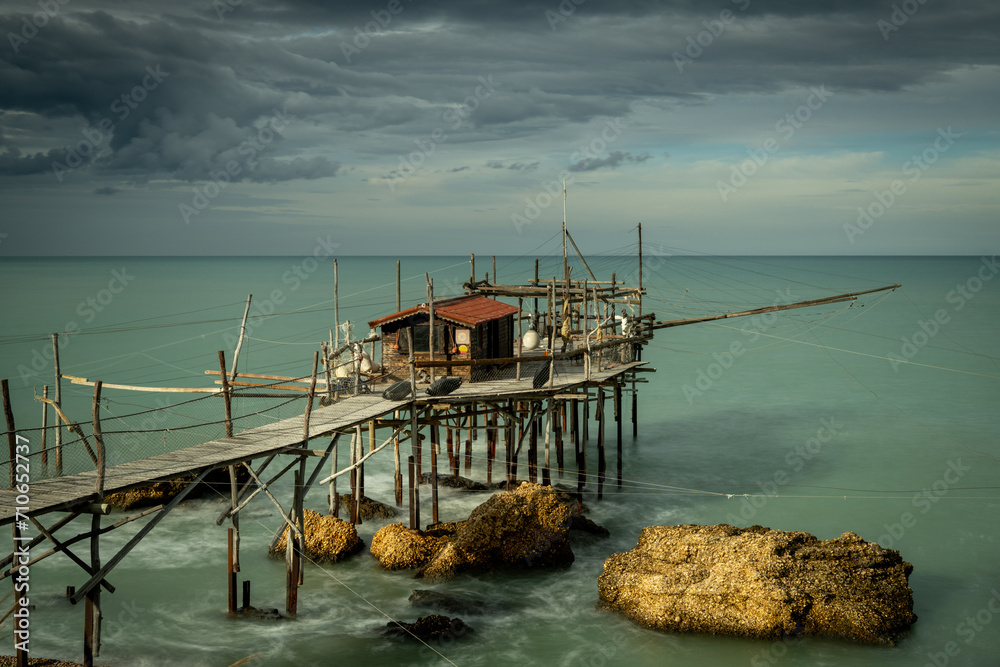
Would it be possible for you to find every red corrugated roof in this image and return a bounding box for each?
[369,295,519,328]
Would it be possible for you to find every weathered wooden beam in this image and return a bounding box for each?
[70,468,212,605]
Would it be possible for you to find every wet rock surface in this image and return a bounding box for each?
[269,509,364,564]
[385,614,473,642]
[418,482,575,580]
[598,524,917,646]
[409,589,498,616]
[370,523,446,570]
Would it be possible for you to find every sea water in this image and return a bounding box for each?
[1,255,998,666]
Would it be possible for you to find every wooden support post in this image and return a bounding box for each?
[448,426,458,478]
[583,391,590,443]
[464,404,473,472]
[430,422,439,525]
[242,580,251,611]
[508,400,517,489]
[351,426,362,525]
[217,351,233,438]
[84,510,102,665]
[445,421,455,475]
[393,410,402,506]
[542,400,552,487]
[615,381,623,489]
[396,259,401,312]
[52,333,63,475]
[329,436,339,517]
[228,528,238,614]
[426,274,436,384]
[91,382,105,499]
[632,374,638,437]
[470,253,475,286]
[597,388,606,500]
[408,456,416,530]
[334,258,339,351]
[492,255,496,286]
[554,399,563,477]
[285,470,302,616]
[485,410,494,485]
[528,406,538,484]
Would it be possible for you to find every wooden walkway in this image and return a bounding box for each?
[0,360,644,525]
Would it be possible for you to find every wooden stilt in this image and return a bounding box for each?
[528,406,538,484]
[615,381,623,489]
[542,400,552,487]
[597,387,605,500]
[445,422,455,475]
[228,528,238,614]
[393,410,402,506]
[583,392,590,443]
[507,400,517,489]
[486,410,494,484]
[408,456,416,529]
[464,405,473,472]
[554,399,563,477]
[40,385,48,472]
[430,423,439,525]
[52,334,63,476]
[330,436,339,517]
[351,426,362,525]
[285,475,300,616]
[632,373,638,437]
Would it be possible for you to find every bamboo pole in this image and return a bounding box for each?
[615,380,623,489]
[334,259,339,351]
[41,385,48,472]
[218,351,233,438]
[427,274,435,384]
[396,259,401,312]
[542,399,552,487]
[230,295,252,380]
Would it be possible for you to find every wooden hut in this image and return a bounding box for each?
[368,295,520,382]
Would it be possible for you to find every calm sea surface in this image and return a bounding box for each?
[1,255,998,666]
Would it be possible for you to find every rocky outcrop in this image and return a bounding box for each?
[370,523,445,570]
[598,524,917,646]
[337,494,398,520]
[385,615,473,642]
[105,467,249,510]
[269,509,364,564]
[417,482,575,580]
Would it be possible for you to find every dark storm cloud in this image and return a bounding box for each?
[568,150,651,172]
[1,0,998,184]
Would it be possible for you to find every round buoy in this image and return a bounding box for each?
[522,329,540,350]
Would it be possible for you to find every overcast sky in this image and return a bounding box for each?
[1,0,997,256]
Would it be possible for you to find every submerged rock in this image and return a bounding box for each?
[269,509,364,564]
[409,589,497,616]
[418,482,575,580]
[370,523,444,570]
[232,605,283,621]
[337,494,398,520]
[385,614,473,642]
[598,524,916,646]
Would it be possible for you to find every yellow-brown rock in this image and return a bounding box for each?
[598,524,917,645]
[417,482,574,581]
[269,509,363,564]
[370,523,444,570]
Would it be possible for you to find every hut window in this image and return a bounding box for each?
[399,325,446,354]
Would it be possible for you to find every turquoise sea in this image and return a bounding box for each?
[1,253,998,666]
